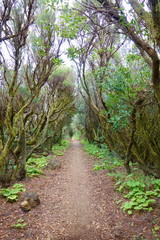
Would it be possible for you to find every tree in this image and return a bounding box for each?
[66,1,160,177]
[86,0,160,102]
[0,0,75,185]
[0,0,37,185]
[0,0,35,43]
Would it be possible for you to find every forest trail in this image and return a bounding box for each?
[60,140,94,238]
[41,140,96,240]
[0,140,158,240]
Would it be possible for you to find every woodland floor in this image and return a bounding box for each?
[0,140,160,240]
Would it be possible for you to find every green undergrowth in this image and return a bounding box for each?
[11,218,27,229]
[108,170,160,215]
[82,140,123,171]
[82,140,160,215]
[0,183,25,202]
[26,156,48,177]
[0,140,70,203]
[26,139,70,177]
[52,139,70,156]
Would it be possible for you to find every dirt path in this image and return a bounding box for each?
[40,140,96,240]
[62,141,94,238]
[0,140,159,240]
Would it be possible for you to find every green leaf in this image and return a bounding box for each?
[17,218,24,223]
[7,195,18,202]
[1,189,12,197]
[122,201,136,210]
[128,210,132,215]
[52,58,63,65]
[11,223,27,229]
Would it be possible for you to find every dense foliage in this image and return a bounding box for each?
[0,0,160,186]
[0,0,75,186]
[67,0,160,178]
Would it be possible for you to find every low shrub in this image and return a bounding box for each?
[108,170,160,214]
[52,139,70,156]
[26,156,48,177]
[0,183,26,202]
[82,140,123,170]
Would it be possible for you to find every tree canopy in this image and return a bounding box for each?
[0,0,160,185]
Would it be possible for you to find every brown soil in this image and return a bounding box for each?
[0,140,159,240]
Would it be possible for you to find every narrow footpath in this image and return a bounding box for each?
[0,140,158,240]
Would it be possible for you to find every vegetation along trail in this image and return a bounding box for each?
[1,0,160,239]
[0,140,159,240]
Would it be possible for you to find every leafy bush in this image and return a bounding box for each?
[26,166,43,177]
[82,140,123,170]
[26,140,70,177]
[26,156,48,177]
[0,183,26,202]
[109,170,160,214]
[52,139,70,156]
[83,140,160,214]
[27,156,48,169]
